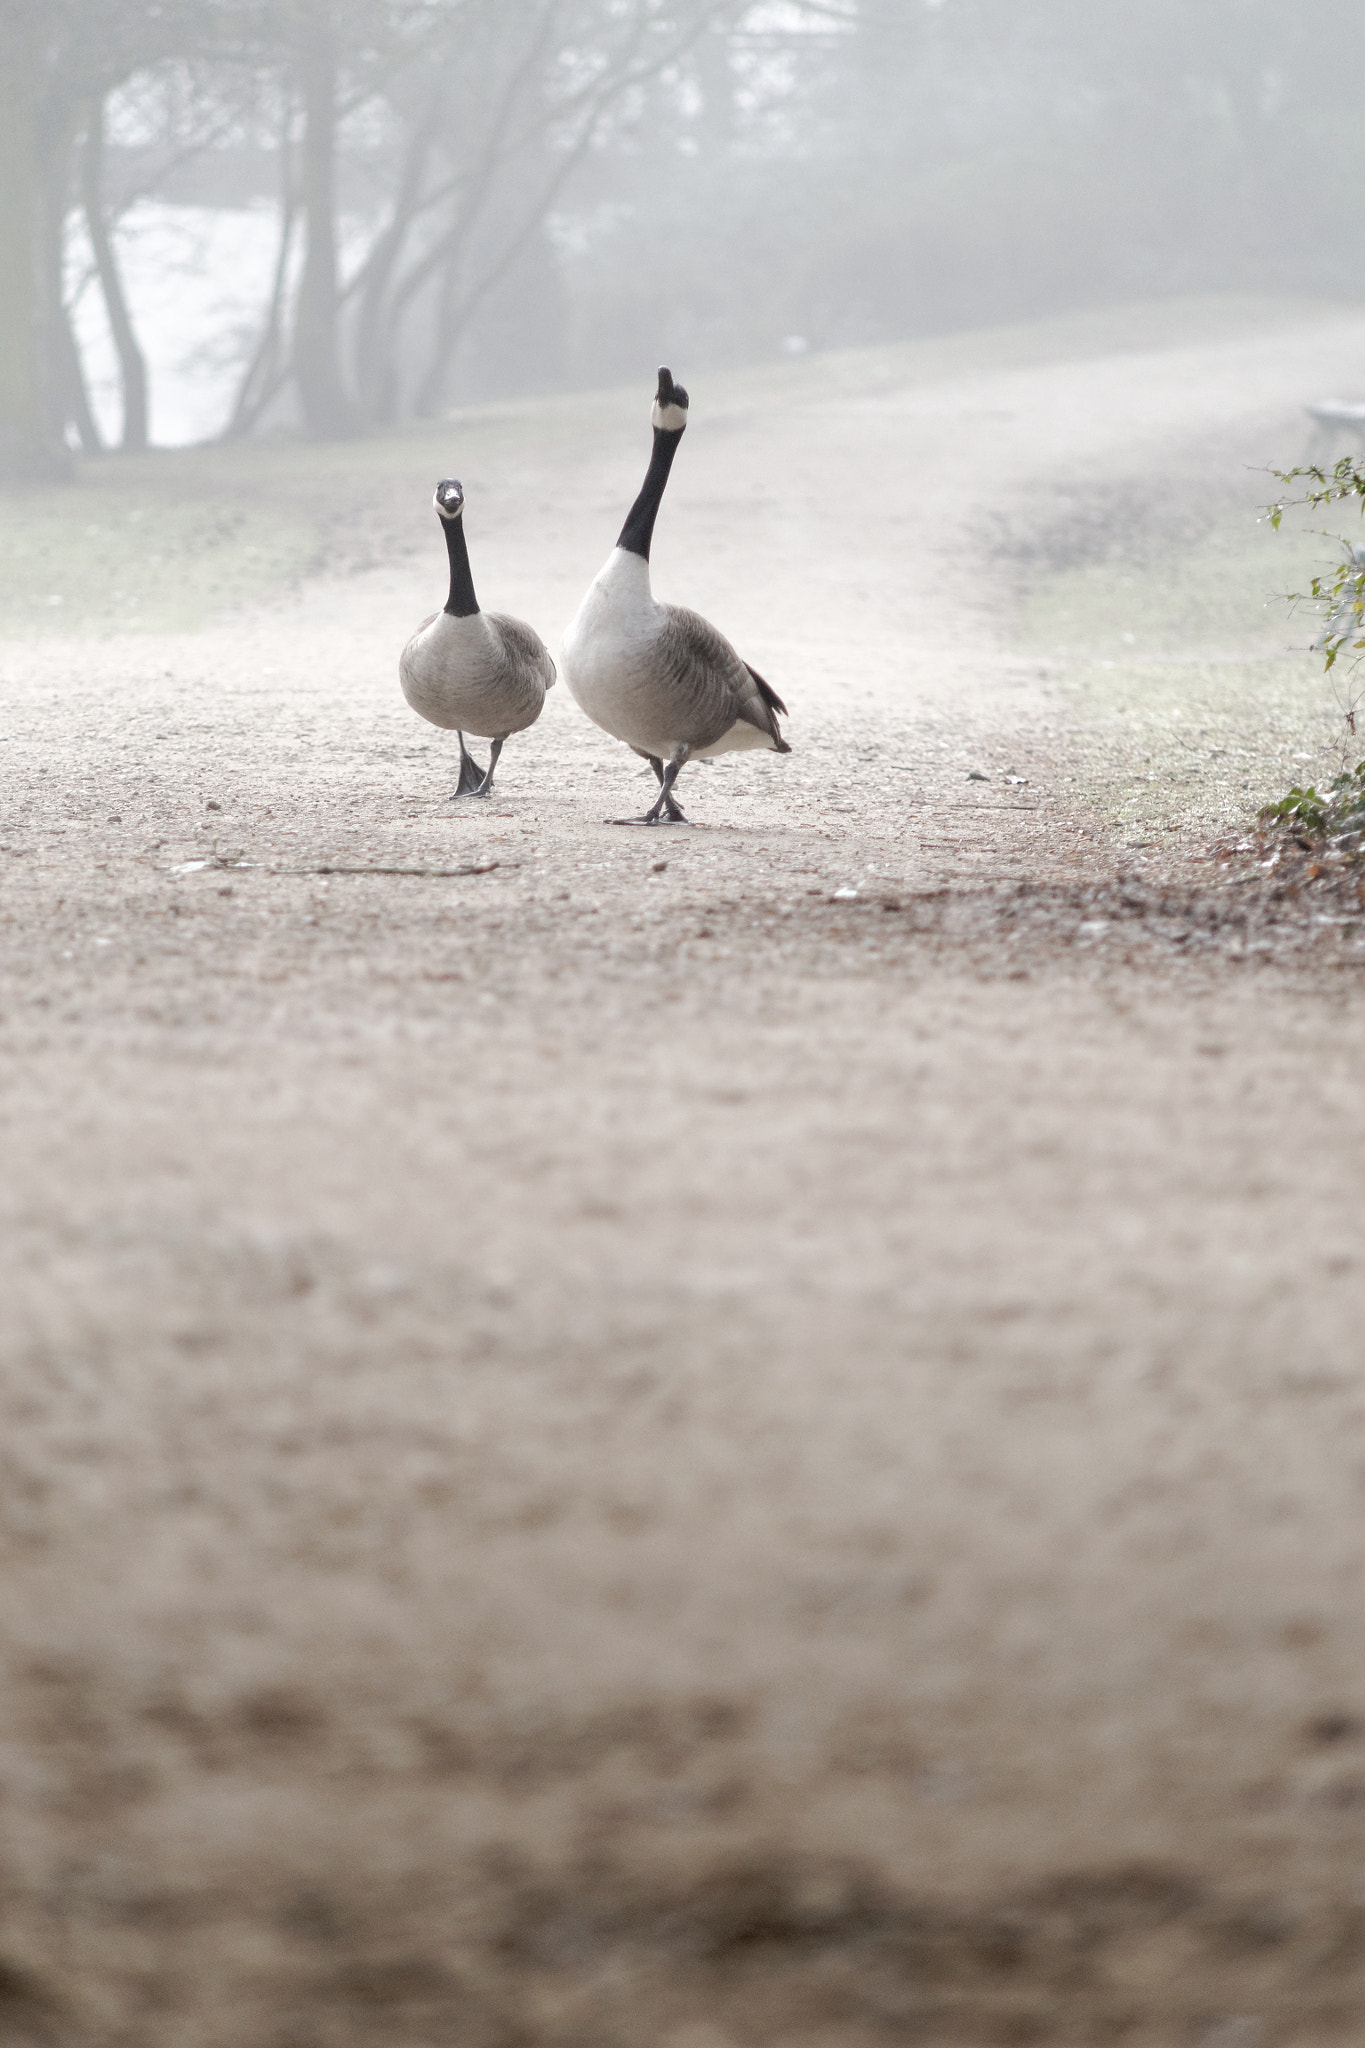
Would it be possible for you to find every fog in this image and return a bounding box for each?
[9,7,1365,2046]
[16,0,1365,452]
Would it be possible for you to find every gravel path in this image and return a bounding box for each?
[5,303,1365,2046]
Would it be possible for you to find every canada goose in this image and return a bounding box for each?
[560,367,789,825]
[400,478,555,798]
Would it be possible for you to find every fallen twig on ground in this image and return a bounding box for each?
[276,862,507,878]
[167,856,509,879]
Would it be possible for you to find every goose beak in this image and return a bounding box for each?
[656,366,689,410]
[652,367,689,431]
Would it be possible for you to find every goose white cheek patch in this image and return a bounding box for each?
[651,402,689,432]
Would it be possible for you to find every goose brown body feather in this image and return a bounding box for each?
[561,549,789,761]
[400,608,555,738]
[645,604,790,756]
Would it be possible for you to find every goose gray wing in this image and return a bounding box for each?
[488,610,557,688]
[659,605,789,751]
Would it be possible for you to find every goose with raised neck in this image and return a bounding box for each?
[559,366,789,826]
[399,478,556,799]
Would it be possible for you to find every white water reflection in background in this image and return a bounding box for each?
[67,202,287,448]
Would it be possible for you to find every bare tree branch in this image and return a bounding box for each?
[223,106,299,439]
[400,1,734,417]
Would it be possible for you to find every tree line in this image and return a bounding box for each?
[0,0,785,475]
[2,0,1363,480]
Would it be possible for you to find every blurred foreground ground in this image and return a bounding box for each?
[4,301,1365,2046]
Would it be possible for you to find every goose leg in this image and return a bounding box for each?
[646,755,688,823]
[474,734,506,797]
[654,756,689,823]
[451,731,488,800]
[611,746,690,826]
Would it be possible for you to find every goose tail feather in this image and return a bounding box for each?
[744,662,788,717]
[743,661,791,749]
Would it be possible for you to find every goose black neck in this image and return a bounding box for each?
[441,516,479,617]
[616,427,684,561]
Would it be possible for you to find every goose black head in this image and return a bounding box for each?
[652,366,689,434]
[433,478,465,521]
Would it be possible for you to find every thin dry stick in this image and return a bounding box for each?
[169,858,512,878]
[276,862,509,877]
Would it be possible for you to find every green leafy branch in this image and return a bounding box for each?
[1267,455,1365,726]
[1260,759,1365,841]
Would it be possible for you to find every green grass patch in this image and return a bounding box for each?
[0,396,616,641]
[0,429,465,640]
[1019,513,1330,661]
[1016,500,1356,836]
[0,484,318,636]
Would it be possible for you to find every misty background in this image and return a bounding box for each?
[11,0,1365,457]
[15,8,1365,2041]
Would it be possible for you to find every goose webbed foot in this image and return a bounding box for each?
[450,731,489,800]
[609,810,691,826]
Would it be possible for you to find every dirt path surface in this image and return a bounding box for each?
[6,303,1365,2046]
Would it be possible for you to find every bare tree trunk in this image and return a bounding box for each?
[36,94,89,464]
[410,123,605,418]
[350,90,443,426]
[224,117,299,440]
[0,10,67,478]
[293,19,357,439]
[412,244,465,418]
[81,98,149,453]
[57,294,104,455]
[356,0,565,427]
